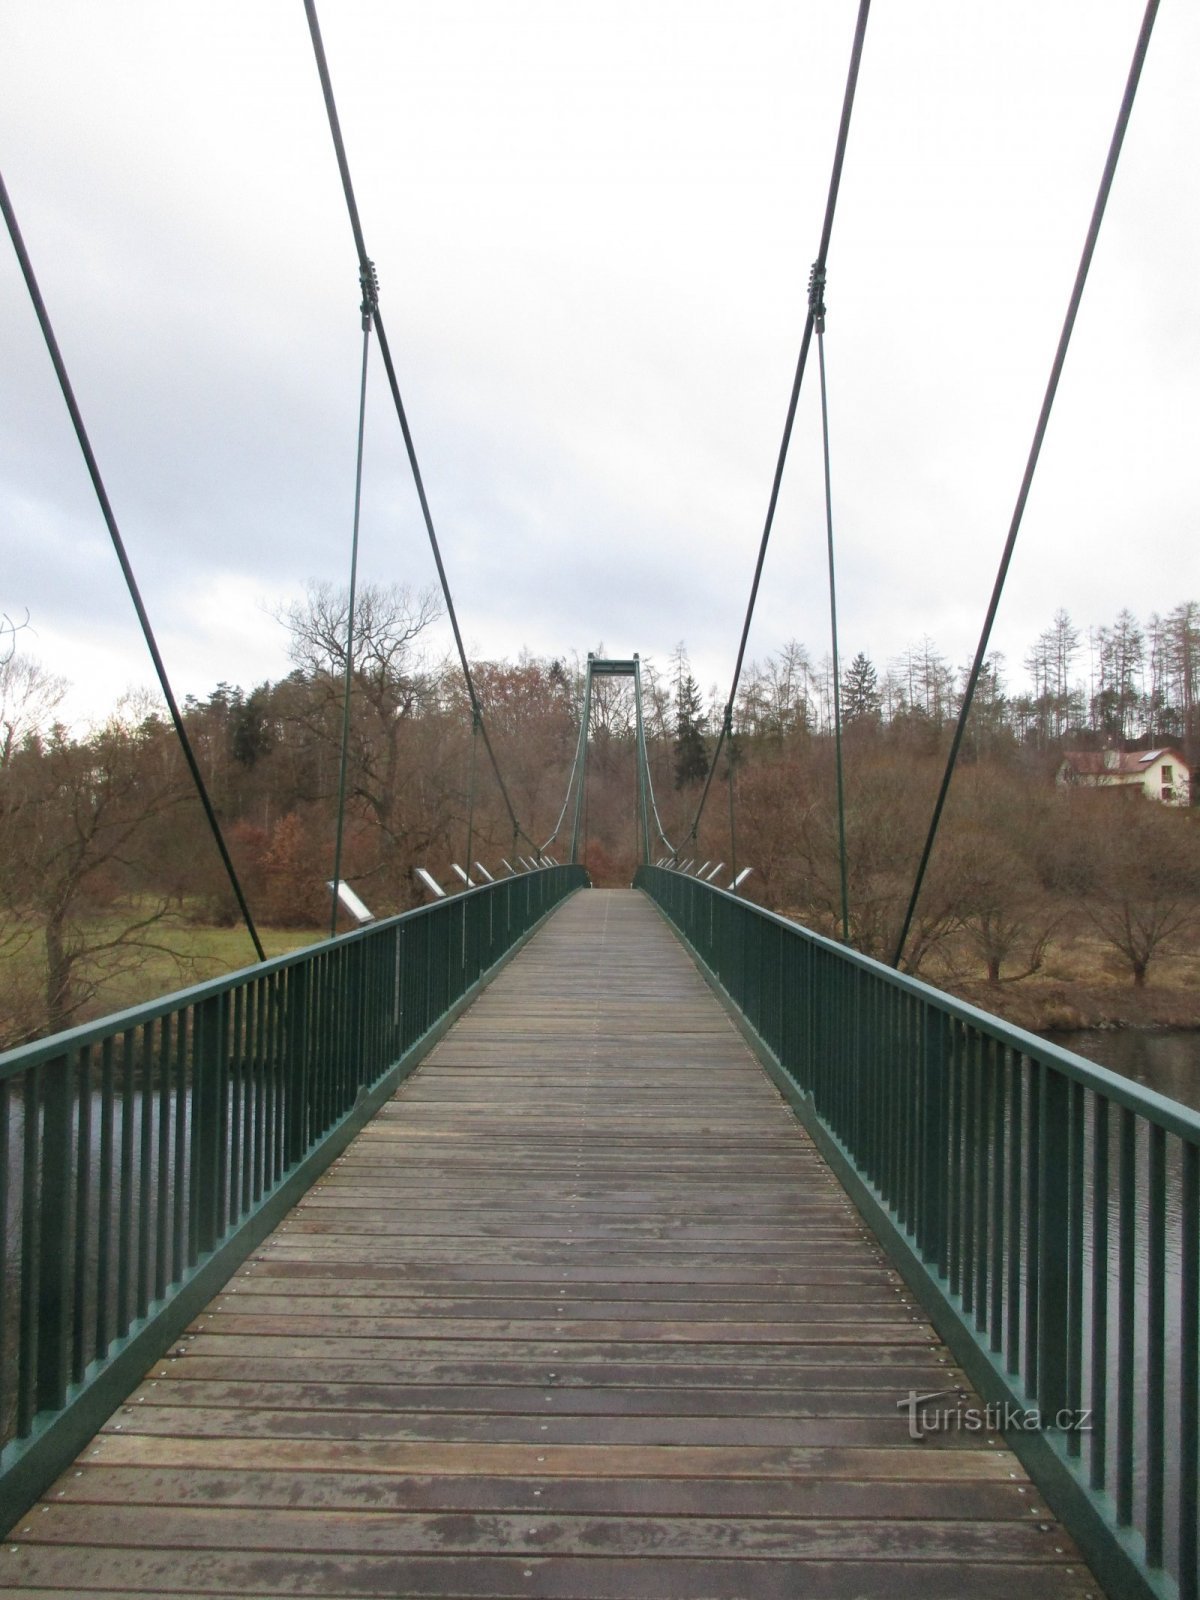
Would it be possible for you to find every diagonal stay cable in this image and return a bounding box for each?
[891,0,1159,970]
[303,0,536,854]
[682,0,871,853]
[1,168,266,963]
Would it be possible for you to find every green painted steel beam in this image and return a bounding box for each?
[587,657,639,676]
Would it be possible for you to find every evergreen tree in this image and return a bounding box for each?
[673,673,709,789]
[841,652,881,723]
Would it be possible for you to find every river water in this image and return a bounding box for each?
[1042,1027,1200,1114]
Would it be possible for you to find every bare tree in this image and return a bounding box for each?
[1079,794,1200,986]
[1,712,189,1042]
[275,580,446,904]
[0,648,66,769]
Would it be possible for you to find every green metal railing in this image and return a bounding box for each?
[637,864,1199,1600]
[0,864,586,1530]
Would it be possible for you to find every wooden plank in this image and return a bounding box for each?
[50,1465,1054,1520]
[24,1502,1081,1561]
[0,1550,1097,1599]
[0,889,1101,1599]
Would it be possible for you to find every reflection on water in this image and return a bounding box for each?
[1044,1028,1200,1115]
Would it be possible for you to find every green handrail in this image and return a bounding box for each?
[0,864,587,1531]
[637,864,1198,1600]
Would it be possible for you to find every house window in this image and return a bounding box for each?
[1162,764,1173,784]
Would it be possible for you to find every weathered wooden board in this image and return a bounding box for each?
[0,889,1099,1598]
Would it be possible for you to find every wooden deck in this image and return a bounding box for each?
[2,888,1099,1598]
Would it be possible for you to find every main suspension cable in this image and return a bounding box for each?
[684,0,871,849]
[891,0,1159,970]
[303,0,537,855]
[0,169,266,964]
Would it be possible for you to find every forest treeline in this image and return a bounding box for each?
[2,591,1199,1046]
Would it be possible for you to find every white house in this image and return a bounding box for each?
[1056,747,1191,806]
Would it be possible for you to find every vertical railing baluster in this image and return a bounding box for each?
[348,939,364,1106]
[1065,1080,1085,1458]
[229,987,244,1229]
[1036,1066,1069,1422]
[973,1034,991,1333]
[37,1053,73,1414]
[988,1045,1005,1352]
[920,1009,948,1271]
[0,1077,10,1447]
[1089,1095,1110,1495]
[172,1012,188,1283]
[962,1031,979,1320]
[267,975,282,1190]
[1180,1140,1198,1600]
[72,1048,92,1384]
[1006,1054,1023,1376]
[137,1021,153,1320]
[948,1022,964,1300]
[155,1017,171,1303]
[1144,1123,1166,1566]
[96,1039,115,1357]
[285,965,311,1169]
[253,977,267,1204]
[117,1028,135,1335]
[18,1064,41,1436]
[1116,1107,1137,1526]
[193,994,224,1257]
[1024,1058,1042,1392]
[899,997,915,1230]
[240,983,255,1217]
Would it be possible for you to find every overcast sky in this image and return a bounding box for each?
[2,1,1196,725]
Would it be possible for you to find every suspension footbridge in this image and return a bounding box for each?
[1,3,1194,1597]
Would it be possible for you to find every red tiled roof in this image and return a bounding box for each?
[1061,748,1187,777]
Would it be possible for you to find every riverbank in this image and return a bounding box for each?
[937,934,1200,1034]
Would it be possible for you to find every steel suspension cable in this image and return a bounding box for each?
[303,0,537,856]
[726,717,739,892]
[684,0,871,850]
[634,669,677,858]
[0,169,266,963]
[891,0,1159,970]
[540,689,589,852]
[812,266,850,941]
[463,710,481,882]
[330,265,377,937]
[642,744,677,858]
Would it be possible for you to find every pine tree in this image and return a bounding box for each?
[673,674,709,789]
[841,652,881,723]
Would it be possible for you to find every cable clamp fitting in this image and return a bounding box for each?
[808,261,826,332]
[360,259,380,329]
